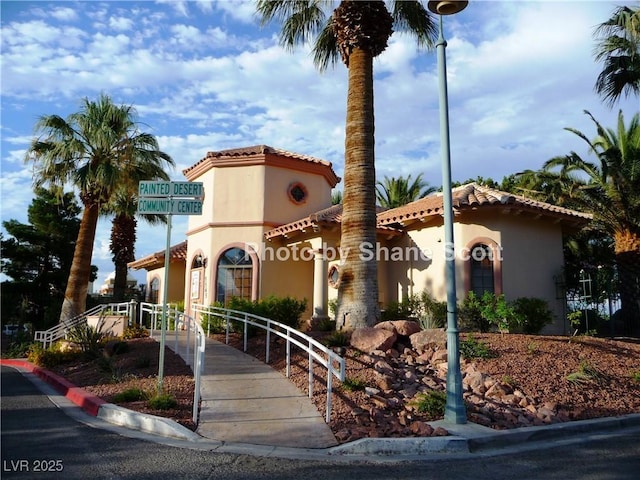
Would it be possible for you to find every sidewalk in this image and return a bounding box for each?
[166,331,338,448]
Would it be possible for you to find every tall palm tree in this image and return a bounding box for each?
[105,162,173,302]
[257,0,436,329]
[376,173,435,208]
[25,94,173,324]
[593,5,640,106]
[543,110,640,335]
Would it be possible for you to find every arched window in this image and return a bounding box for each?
[149,277,160,303]
[470,244,494,296]
[216,247,253,305]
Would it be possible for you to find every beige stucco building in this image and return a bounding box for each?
[129,145,591,334]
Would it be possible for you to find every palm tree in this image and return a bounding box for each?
[25,94,173,324]
[543,110,640,335]
[376,173,435,208]
[593,5,640,106]
[257,0,436,329]
[105,164,173,302]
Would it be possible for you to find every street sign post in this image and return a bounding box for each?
[137,180,204,393]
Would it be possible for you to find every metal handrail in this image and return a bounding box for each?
[34,302,132,349]
[191,303,346,423]
[139,302,206,424]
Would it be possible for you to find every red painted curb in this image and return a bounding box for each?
[1,359,106,416]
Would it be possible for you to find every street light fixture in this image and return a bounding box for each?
[427,0,468,424]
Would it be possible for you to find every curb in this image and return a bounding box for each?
[1,359,106,416]
[0,359,197,441]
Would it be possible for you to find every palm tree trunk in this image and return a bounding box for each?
[336,47,379,330]
[111,213,136,302]
[59,203,99,324]
[614,229,640,336]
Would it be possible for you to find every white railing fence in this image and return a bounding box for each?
[191,303,346,423]
[139,302,206,425]
[34,301,133,349]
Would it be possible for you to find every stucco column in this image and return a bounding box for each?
[311,249,329,326]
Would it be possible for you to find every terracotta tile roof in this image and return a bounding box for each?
[264,204,402,240]
[377,183,592,226]
[183,145,340,187]
[128,240,188,270]
[203,145,333,167]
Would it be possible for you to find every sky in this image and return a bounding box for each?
[1,0,638,292]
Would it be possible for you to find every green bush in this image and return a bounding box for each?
[419,292,447,329]
[201,302,227,334]
[458,292,490,332]
[460,334,496,359]
[512,297,553,334]
[413,390,446,418]
[3,337,33,359]
[122,326,148,339]
[227,295,308,333]
[113,388,148,403]
[147,393,178,410]
[316,317,336,332]
[458,292,523,333]
[324,331,350,348]
[27,343,81,368]
[342,377,366,392]
[381,295,421,322]
[67,321,106,356]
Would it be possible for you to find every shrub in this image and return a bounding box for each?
[567,361,606,386]
[27,343,81,367]
[324,331,350,348]
[458,292,490,332]
[316,317,336,332]
[147,393,178,410]
[3,338,33,359]
[460,335,495,359]
[342,377,366,392]
[419,292,447,329]
[478,292,522,333]
[200,302,227,334]
[381,295,421,322]
[458,292,523,333]
[227,295,308,333]
[67,321,106,356]
[113,388,148,403]
[512,297,553,334]
[122,326,148,339]
[413,390,446,418]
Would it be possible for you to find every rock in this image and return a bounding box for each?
[351,327,398,353]
[335,429,351,442]
[390,320,422,337]
[375,321,398,334]
[365,386,381,396]
[463,371,487,395]
[409,329,446,351]
[485,382,509,400]
[433,426,449,436]
[431,349,448,363]
[375,372,395,391]
[410,421,434,436]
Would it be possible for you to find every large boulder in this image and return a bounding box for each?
[375,320,421,337]
[392,320,421,337]
[409,328,446,352]
[350,327,397,353]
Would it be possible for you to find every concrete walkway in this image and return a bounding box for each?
[165,332,338,449]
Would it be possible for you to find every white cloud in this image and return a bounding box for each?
[50,7,79,22]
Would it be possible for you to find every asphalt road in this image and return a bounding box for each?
[2,365,640,480]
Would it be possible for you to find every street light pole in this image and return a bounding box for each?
[427,0,468,424]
